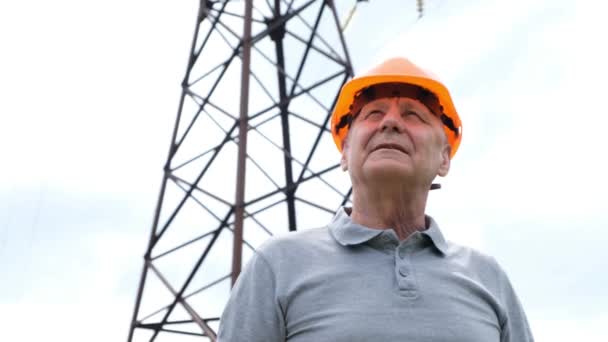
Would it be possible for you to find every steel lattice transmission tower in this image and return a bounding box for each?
[128,0,354,340]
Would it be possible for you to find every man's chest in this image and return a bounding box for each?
[280,254,502,341]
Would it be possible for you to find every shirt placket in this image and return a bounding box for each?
[395,233,423,298]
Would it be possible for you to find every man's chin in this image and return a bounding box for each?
[364,163,412,181]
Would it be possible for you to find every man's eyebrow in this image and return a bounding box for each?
[402,99,436,115]
[364,100,389,111]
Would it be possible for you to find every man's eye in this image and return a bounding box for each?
[366,110,383,119]
[405,110,423,120]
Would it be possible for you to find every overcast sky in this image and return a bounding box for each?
[1,0,607,341]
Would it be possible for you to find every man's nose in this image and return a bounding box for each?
[380,105,403,133]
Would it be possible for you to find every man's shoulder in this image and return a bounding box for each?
[255,226,336,262]
[442,240,512,293]
[444,240,503,274]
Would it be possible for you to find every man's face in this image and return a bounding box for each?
[341,96,451,187]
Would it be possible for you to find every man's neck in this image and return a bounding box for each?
[350,183,429,241]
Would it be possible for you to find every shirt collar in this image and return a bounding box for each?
[328,207,384,246]
[328,207,449,256]
[423,215,449,255]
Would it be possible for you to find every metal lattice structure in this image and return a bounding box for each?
[128,0,353,340]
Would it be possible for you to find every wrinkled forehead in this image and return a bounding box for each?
[351,82,443,118]
[359,96,430,113]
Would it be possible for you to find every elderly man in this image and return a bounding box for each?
[217,57,534,341]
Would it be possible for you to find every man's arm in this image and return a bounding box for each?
[217,251,286,342]
[493,258,534,342]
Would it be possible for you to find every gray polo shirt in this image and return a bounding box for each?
[218,207,534,341]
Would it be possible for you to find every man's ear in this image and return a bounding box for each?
[437,143,451,177]
[340,153,348,171]
[340,138,349,171]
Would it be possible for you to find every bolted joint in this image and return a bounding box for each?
[265,16,286,42]
[199,0,215,21]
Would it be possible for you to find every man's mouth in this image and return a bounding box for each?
[373,143,408,154]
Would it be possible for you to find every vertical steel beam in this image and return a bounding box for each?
[231,0,254,286]
[272,0,298,231]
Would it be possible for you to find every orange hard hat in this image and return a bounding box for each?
[330,57,462,158]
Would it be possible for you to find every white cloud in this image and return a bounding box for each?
[0,229,146,342]
[372,0,563,80]
[532,314,608,342]
[0,0,196,193]
[0,300,131,342]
